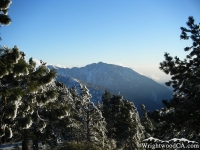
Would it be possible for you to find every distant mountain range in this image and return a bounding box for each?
[48,62,172,111]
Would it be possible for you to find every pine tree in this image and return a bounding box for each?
[109,94,123,149]
[101,90,114,147]
[31,81,72,150]
[155,16,200,142]
[101,91,145,149]
[0,0,12,40]
[114,98,145,149]
[0,0,11,25]
[67,84,107,148]
[125,101,145,149]
[148,107,176,140]
[79,84,106,147]
[0,46,29,144]
[67,86,82,143]
[0,46,62,150]
[140,104,154,138]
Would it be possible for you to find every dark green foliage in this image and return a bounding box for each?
[101,91,113,139]
[0,0,12,40]
[152,16,200,142]
[0,46,70,150]
[0,14,11,25]
[101,91,144,149]
[27,81,72,150]
[0,0,11,25]
[140,104,154,138]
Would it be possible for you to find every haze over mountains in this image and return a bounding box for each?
[48,62,172,111]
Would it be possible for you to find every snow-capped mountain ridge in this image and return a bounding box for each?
[48,62,172,111]
[166,138,198,143]
[142,137,198,143]
[143,137,164,143]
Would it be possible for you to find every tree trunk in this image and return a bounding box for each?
[0,136,5,144]
[86,111,90,142]
[110,133,113,150]
[22,137,30,150]
[2,136,6,144]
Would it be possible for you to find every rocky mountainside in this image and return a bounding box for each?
[48,62,172,111]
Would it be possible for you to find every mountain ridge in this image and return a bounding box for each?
[48,62,172,111]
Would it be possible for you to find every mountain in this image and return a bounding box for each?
[48,62,172,111]
[160,82,173,91]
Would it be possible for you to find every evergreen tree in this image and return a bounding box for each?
[68,84,107,148]
[0,46,29,144]
[0,0,12,40]
[101,91,145,149]
[116,99,144,149]
[148,107,176,140]
[67,86,82,143]
[109,94,123,149]
[0,46,63,150]
[0,0,11,25]
[152,16,200,142]
[32,81,72,149]
[140,104,154,138]
[101,90,114,148]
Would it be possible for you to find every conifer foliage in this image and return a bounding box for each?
[0,0,12,40]
[140,104,154,138]
[0,46,58,149]
[67,85,107,148]
[34,81,72,149]
[0,0,11,26]
[152,16,200,142]
[101,91,144,149]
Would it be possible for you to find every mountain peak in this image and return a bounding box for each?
[52,62,172,111]
[97,61,104,64]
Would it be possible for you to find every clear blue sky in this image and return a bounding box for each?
[1,0,200,83]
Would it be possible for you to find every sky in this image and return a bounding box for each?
[1,0,200,83]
